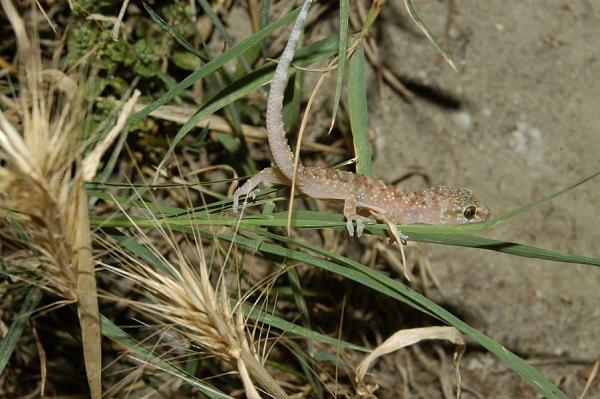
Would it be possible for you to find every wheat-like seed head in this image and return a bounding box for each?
[99,184,287,398]
[0,1,88,301]
[0,2,139,396]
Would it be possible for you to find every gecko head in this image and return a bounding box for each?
[435,187,490,225]
[400,186,490,225]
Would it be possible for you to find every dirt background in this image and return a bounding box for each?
[364,0,599,396]
[288,0,599,396]
[232,1,599,397]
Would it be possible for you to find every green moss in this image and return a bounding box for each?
[72,0,121,15]
[132,39,160,77]
[67,24,97,65]
[161,3,196,38]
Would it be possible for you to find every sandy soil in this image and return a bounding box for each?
[366,1,599,396]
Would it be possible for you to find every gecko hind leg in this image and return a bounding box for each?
[343,198,371,238]
[232,167,289,212]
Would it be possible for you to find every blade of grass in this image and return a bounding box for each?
[103,218,365,352]
[142,2,208,61]
[218,229,568,399]
[95,205,576,397]
[328,0,349,134]
[76,189,102,399]
[144,0,256,175]
[259,0,271,58]
[381,230,600,267]
[279,340,325,396]
[156,35,338,174]
[403,0,457,72]
[451,169,600,234]
[240,302,367,352]
[359,0,387,38]
[282,70,302,134]
[196,0,252,72]
[0,286,43,375]
[91,210,600,268]
[347,41,373,176]
[285,264,314,352]
[128,5,303,126]
[100,315,233,398]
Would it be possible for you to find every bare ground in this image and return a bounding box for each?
[362,1,599,396]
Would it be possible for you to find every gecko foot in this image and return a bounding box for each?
[398,230,409,245]
[232,189,258,213]
[345,216,371,238]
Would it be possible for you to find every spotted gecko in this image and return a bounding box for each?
[233,0,490,237]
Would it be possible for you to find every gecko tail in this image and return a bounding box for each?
[265,0,313,179]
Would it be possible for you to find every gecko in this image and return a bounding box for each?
[233,0,490,238]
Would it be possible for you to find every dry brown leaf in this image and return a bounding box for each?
[355,326,465,398]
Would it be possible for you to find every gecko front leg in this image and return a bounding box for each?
[343,196,371,238]
[233,167,289,212]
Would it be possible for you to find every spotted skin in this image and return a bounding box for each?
[232,0,490,237]
[233,165,490,236]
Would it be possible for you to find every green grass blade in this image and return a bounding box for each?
[101,215,365,352]
[282,70,302,133]
[393,231,600,266]
[285,264,314,351]
[91,197,582,397]
[240,303,367,352]
[347,42,373,176]
[196,0,252,72]
[111,232,175,277]
[87,189,184,216]
[128,5,303,126]
[91,209,600,268]
[283,341,326,396]
[222,229,568,399]
[142,2,207,61]
[0,286,43,376]
[328,0,349,134]
[100,315,232,398]
[156,36,338,173]
[403,0,457,72]
[453,169,600,234]
[259,0,271,58]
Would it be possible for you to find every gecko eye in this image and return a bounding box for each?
[462,205,477,220]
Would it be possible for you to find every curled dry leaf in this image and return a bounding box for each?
[355,326,465,398]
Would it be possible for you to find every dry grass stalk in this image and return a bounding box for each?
[133,103,345,155]
[0,1,139,396]
[100,199,288,398]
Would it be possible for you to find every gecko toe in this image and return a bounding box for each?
[346,219,355,237]
[356,218,365,238]
[232,193,241,213]
[398,230,409,244]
